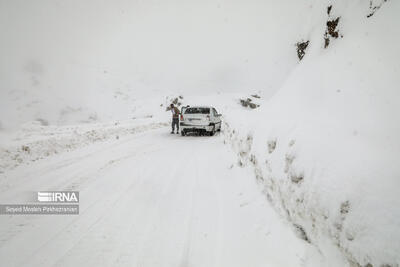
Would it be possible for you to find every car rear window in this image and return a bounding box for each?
[185,107,210,114]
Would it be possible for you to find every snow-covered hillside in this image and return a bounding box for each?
[223,0,400,266]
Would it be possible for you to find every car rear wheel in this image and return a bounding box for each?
[181,130,185,136]
[209,125,215,136]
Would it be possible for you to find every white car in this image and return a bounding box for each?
[180,106,222,136]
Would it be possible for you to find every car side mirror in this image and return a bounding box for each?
[217,114,222,117]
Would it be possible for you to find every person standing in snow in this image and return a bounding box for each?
[170,103,180,134]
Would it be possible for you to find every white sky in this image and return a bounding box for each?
[0,0,306,97]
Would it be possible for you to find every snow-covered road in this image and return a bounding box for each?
[0,127,307,267]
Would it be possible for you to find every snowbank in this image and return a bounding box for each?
[0,119,167,173]
[223,1,400,266]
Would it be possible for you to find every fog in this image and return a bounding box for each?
[0,0,307,128]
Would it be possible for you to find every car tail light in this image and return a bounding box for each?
[180,114,184,120]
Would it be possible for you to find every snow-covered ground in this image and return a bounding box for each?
[1,0,399,266]
[0,125,311,267]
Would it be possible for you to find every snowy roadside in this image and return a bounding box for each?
[221,108,400,267]
[0,119,168,173]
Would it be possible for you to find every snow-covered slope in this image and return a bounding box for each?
[223,1,400,266]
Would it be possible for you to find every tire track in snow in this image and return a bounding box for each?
[179,149,199,267]
[0,128,307,267]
